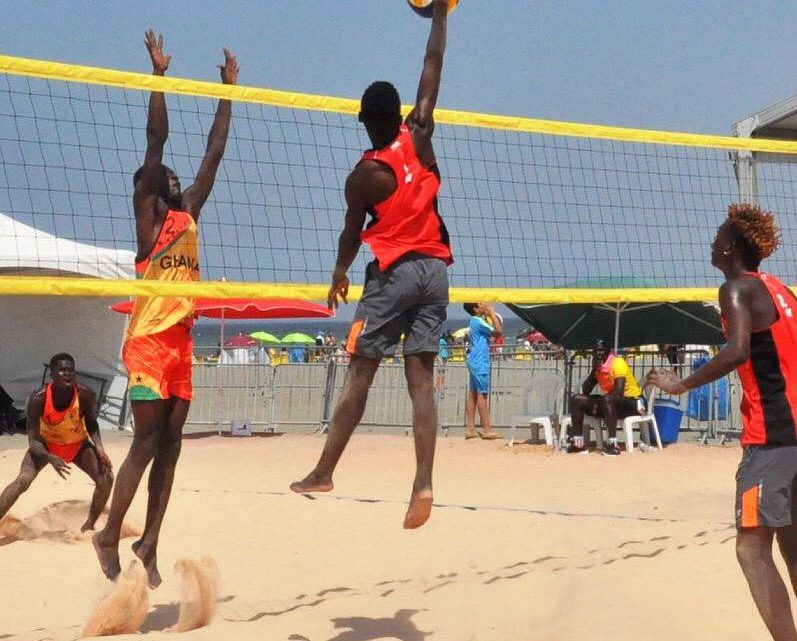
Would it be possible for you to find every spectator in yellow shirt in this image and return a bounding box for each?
[567,339,643,456]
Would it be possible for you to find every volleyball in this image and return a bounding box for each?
[407,0,459,18]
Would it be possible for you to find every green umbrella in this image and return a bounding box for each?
[507,278,724,350]
[281,332,316,344]
[250,331,281,344]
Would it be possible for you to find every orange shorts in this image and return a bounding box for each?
[45,439,87,463]
[123,323,193,401]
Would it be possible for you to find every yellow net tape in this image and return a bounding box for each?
[0,276,723,304]
[3,54,797,154]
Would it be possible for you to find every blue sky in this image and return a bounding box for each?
[3,1,796,134]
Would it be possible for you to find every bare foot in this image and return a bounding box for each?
[289,472,333,494]
[464,430,479,440]
[93,531,121,581]
[132,540,162,589]
[403,488,434,530]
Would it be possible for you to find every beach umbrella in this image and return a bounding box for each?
[451,326,470,339]
[507,278,724,351]
[224,333,259,348]
[250,331,281,344]
[282,332,316,344]
[529,331,549,343]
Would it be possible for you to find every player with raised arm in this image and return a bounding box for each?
[290,0,454,530]
[93,30,238,588]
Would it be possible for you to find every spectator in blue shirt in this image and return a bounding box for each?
[463,302,503,439]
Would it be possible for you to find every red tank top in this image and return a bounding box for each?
[359,125,453,271]
[728,272,797,446]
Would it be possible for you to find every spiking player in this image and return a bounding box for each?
[94,30,238,588]
[291,0,453,530]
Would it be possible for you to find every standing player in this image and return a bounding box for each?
[0,353,113,532]
[647,204,797,641]
[93,30,238,588]
[290,0,453,529]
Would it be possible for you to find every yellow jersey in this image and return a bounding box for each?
[126,209,199,339]
[39,384,88,446]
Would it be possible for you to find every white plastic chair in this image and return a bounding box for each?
[622,386,663,453]
[559,413,604,449]
[509,373,564,447]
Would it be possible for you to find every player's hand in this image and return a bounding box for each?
[48,455,71,480]
[145,29,171,76]
[645,369,687,395]
[96,448,113,472]
[328,269,349,310]
[219,48,239,85]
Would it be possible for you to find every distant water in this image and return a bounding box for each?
[193,314,532,348]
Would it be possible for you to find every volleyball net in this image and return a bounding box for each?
[2,54,797,304]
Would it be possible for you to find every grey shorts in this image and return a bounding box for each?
[735,445,797,529]
[346,253,449,359]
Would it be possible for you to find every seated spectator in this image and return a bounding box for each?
[567,338,644,456]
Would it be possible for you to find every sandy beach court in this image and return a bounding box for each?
[0,431,777,640]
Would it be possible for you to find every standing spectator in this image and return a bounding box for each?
[464,302,503,439]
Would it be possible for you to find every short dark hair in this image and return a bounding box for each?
[50,353,75,371]
[463,303,478,316]
[359,81,401,123]
[133,164,171,201]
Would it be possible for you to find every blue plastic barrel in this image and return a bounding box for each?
[653,399,683,444]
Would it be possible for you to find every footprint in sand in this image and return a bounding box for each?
[0,500,141,546]
[82,560,149,637]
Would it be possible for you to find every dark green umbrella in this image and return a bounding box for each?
[507,278,724,350]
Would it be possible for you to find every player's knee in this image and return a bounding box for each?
[158,434,182,461]
[736,532,766,569]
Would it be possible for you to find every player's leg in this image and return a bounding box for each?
[291,259,402,494]
[403,351,437,528]
[0,450,47,520]
[72,442,113,532]
[402,257,449,528]
[776,523,797,596]
[132,396,189,588]
[93,398,165,581]
[567,394,600,452]
[290,354,381,493]
[736,446,797,641]
[737,527,797,641]
[133,326,193,588]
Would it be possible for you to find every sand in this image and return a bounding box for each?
[0,430,782,640]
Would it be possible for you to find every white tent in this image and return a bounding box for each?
[0,213,135,428]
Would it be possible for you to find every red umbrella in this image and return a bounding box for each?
[110,298,333,319]
[529,331,549,343]
[224,333,259,348]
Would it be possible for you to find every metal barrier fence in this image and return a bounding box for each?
[186,347,743,443]
[187,353,565,434]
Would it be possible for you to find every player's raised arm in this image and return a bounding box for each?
[134,30,170,211]
[182,48,238,219]
[408,0,448,164]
